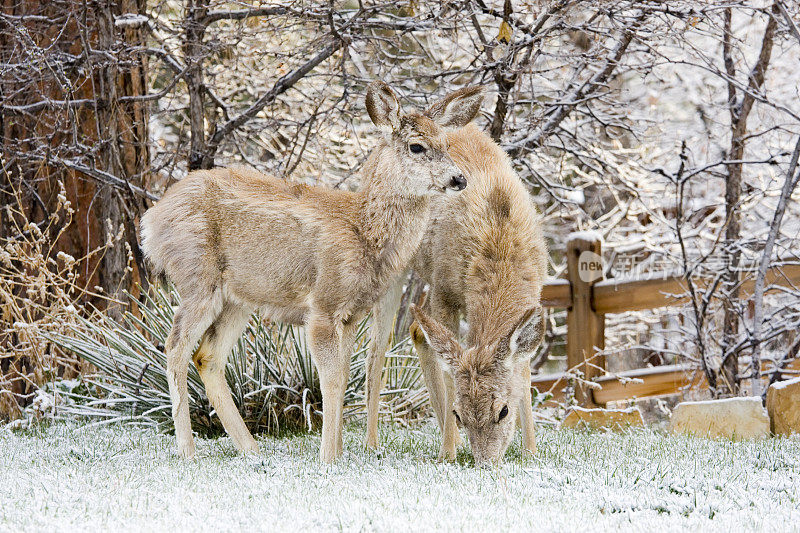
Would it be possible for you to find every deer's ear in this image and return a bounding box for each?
[498,307,544,364]
[426,86,484,128]
[410,304,461,369]
[366,81,402,132]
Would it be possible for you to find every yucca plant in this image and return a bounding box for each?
[49,286,429,435]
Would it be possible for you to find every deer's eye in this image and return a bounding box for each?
[453,410,462,425]
[409,143,426,154]
[498,405,509,422]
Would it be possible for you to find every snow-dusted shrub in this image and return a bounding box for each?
[48,286,429,435]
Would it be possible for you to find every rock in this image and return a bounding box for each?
[767,377,800,436]
[561,406,644,430]
[668,397,769,440]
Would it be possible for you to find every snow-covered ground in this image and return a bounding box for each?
[1,422,798,532]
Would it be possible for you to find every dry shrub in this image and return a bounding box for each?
[0,177,124,420]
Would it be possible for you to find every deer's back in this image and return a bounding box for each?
[140,166,363,319]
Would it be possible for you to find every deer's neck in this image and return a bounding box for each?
[358,185,430,268]
[354,143,431,272]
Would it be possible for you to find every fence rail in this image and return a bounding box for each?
[533,359,800,404]
[536,233,800,405]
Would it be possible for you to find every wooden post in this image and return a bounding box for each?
[566,232,606,406]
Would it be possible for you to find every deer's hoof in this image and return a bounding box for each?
[437,446,457,462]
[319,446,341,464]
[176,440,196,460]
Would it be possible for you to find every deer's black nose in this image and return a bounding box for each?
[450,174,467,191]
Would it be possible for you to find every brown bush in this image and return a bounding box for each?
[0,177,125,420]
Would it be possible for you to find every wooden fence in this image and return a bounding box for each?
[534,233,800,406]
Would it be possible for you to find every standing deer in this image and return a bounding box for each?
[140,82,484,462]
[365,123,548,465]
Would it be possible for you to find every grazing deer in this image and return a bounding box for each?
[365,123,548,464]
[140,82,484,462]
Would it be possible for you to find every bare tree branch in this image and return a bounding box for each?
[776,0,800,46]
[3,98,98,114]
[722,8,737,121]
[734,4,778,125]
[58,159,158,201]
[506,12,645,157]
[199,37,344,168]
[750,135,800,397]
[202,7,289,25]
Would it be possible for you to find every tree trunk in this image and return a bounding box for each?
[716,5,777,398]
[184,0,210,171]
[719,134,743,397]
[94,0,151,315]
[0,0,150,309]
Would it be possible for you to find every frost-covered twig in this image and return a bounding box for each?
[750,136,800,397]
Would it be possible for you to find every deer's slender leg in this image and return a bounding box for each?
[335,319,359,456]
[414,294,462,460]
[194,302,258,454]
[518,362,537,454]
[414,326,446,433]
[166,292,223,459]
[308,312,355,463]
[439,373,461,460]
[436,305,462,460]
[365,276,404,449]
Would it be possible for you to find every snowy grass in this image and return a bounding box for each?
[2,422,799,532]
